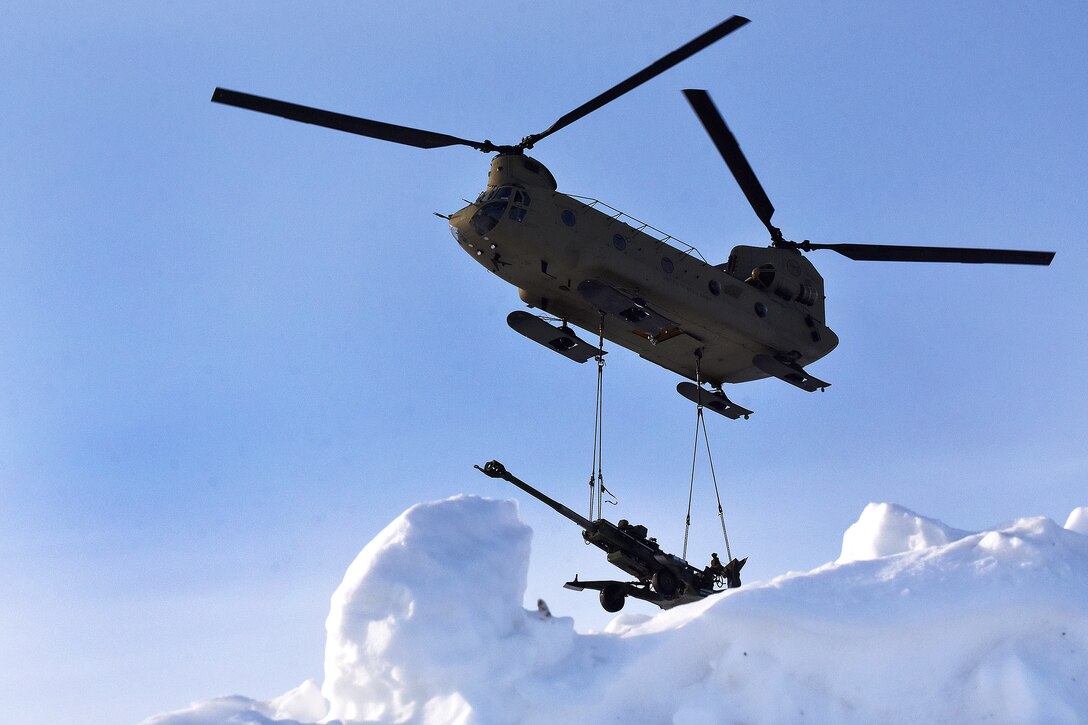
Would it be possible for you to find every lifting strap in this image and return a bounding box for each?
[681,350,733,562]
[587,313,615,519]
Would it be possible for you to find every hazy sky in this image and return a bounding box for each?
[2,2,1085,723]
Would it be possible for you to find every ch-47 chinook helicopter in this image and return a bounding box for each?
[212,15,1054,419]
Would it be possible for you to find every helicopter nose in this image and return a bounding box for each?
[448,209,473,245]
[448,214,490,262]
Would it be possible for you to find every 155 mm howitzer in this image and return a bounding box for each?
[476,460,745,612]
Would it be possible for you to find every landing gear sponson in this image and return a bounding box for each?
[576,279,681,342]
[507,311,604,363]
[675,382,753,420]
[752,353,830,392]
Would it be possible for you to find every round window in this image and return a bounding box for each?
[708,279,721,296]
[561,210,576,227]
[660,257,674,274]
[612,234,627,251]
[754,302,768,318]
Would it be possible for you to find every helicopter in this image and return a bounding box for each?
[212,15,1054,420]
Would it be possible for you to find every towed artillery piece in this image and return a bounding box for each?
[476,460,745,612]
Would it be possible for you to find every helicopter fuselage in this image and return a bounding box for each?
[449,154,838,386]
[212,14,1051,399]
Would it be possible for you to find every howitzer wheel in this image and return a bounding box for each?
[600,583,626,612]
[653,568,679,598]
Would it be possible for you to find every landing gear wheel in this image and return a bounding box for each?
[653,568,679,598]
[600,583,626,613]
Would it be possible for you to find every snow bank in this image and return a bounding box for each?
[139,679,325,725]
[144,499,1088,725]
[836,502,970,563]
[320,495,576,723]
[1066,506,1088,535]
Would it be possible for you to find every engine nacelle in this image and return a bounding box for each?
[725,246,827,319]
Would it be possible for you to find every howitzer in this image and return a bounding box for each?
[476,460,745,612]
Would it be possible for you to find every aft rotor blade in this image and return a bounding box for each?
[803,242,1055,265]
[684,88,777,238]
[523,15,750,148]
[211,88,493,151]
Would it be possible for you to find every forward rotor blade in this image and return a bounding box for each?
[683,88,777,238]
[803,242,1055,265]
[524,15,750,148]
[211,88,492,151]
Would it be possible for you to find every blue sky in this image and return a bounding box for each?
[1,2,1085,722]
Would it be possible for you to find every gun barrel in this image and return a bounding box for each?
[475,461,593,530]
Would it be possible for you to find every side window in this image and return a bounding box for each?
[509,189,530,222]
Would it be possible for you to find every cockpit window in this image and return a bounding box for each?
[471,201,508,235]
[473,186,530,230]
[506,189,531,223]
[478,186,523,204]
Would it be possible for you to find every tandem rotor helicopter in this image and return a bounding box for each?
[212,15,1053,420]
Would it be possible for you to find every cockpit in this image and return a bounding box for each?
[470,185,532,235]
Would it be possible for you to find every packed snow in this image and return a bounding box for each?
[143,496,1088,724]
[1066,506,1088,535]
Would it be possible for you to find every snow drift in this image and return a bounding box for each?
[144,497,1088,724]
